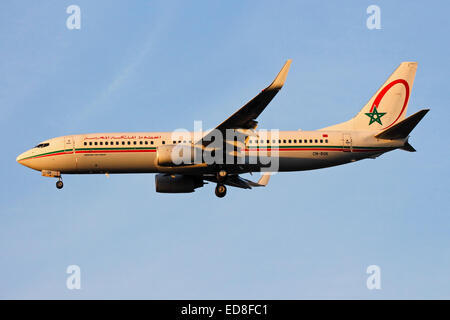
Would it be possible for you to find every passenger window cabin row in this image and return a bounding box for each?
[82,140,192,146]
[83,140,155,146]
[248,139,329,144]
[82,138,329,147]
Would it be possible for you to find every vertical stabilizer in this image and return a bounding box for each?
[322,62,417,131]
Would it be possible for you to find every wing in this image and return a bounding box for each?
[200,60,292,145]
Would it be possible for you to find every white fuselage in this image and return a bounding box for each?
[16,130,403,175]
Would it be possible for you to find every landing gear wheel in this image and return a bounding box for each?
[215,184,227,198]
[56,180,64,189]
[217,170,227,182]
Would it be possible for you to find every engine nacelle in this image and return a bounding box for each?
[155,173,204,193]
[156,145,197,166]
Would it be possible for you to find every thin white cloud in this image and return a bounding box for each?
[74,3,178,126]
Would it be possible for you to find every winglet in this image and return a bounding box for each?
[266,59,292,91]
[256,172,271,186]
[242,172,272,187]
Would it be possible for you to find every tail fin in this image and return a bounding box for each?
[322,62,418,131]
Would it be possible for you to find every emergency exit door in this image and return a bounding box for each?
[342,134,352,152]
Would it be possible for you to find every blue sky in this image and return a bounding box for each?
[1,0,449,299]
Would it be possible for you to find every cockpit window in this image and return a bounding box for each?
[35,143,50,148]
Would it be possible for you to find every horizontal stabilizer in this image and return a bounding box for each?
[375,109,429,140]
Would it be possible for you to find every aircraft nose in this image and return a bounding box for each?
[16,149,41,171]
[16,151,29,164]
[16,153,24,163]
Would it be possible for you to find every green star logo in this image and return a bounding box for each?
[365,105,386,125]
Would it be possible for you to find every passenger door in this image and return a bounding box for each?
[64,136,75,154]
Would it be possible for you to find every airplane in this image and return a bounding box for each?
[16,60,428,198]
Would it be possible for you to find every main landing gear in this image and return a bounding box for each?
[215,184,227,198]
[215,169,228,198]
[218,169,227,180]
[56,178,64,189]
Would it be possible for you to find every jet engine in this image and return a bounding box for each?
[155,173,204,193]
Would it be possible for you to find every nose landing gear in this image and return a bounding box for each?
[41,170,63,190]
